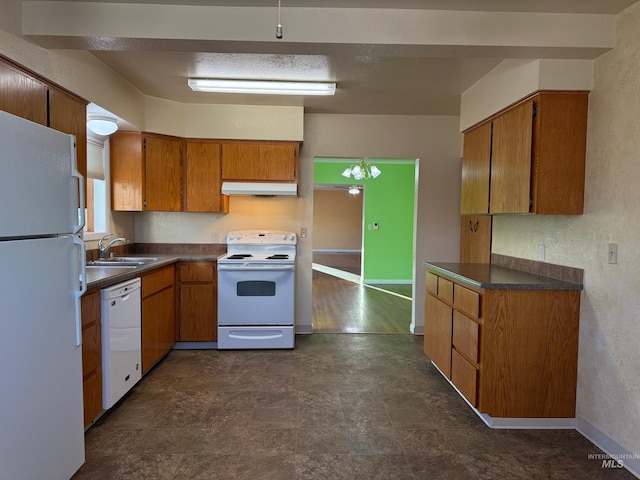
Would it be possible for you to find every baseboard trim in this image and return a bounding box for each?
[295,325,313,334]
[173,342,217,350]
[576,415,640,478]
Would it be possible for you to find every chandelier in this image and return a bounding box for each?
[341,159,381,180]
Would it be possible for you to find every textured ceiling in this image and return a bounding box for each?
[12,0,639,115]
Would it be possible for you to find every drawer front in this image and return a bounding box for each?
[438,277,454,303]
[180,262,215,283]
[451,349,477,407]
[142,265,175,298]
[454,284,480,318]
[453,311,479,363]
[426,272,438,295]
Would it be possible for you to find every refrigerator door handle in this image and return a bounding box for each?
[73,235,87,347]
[70,137,85,234]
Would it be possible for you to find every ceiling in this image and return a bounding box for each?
[10,0,639,116]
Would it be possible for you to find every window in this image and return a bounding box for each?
[83,139,107,239]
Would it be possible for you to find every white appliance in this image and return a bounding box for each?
[101,277,142,409]
[217,230,297,349]
[0,110,86,479]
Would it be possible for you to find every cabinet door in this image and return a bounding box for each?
[81,290,102,426]
[459,215,492,263]
[461,122,491,215]
[110,132,144,211]
[0,60,47,125]
[424,293,453,378]
[179,284,216,341]
[185,141,226,212]
[49,88,88,203]
[221,142,297,181]
[144,135,182,211]
[490,100,534,214]
[142,285,175,374]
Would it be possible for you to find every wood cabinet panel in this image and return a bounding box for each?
[451,349,478,406]
[110,132,144,211]
[179,284,216,341]
[452,311,479,363]
[177,261,217,342]
[426,272,438,295]
[459,215,492,264]
[461,122,491,215]
[185,140,228,213]
[480,288,580,418]
[141,265,176,373]
[48,87,87,194]
[221,141,298,182]
[531,93,588,214]
[453,284,480,319]
[437,277,453,303]
[144,134,182,211]
[81,290,102,427]
[490,100,534,214]
[142,264,175,297]
[0,59,47,125]
[424,293,453,378]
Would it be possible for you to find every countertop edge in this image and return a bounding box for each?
[423,262,583,291]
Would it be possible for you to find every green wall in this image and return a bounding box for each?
[314,158,417,283]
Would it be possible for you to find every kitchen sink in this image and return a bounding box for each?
[87,256,159,267]
[103,256,159,264]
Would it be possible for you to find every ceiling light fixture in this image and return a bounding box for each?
[86,114,118,136]
[341,159,382,180]
[276,0,283,39]
[348,185,360,195]
[188,78,336,96]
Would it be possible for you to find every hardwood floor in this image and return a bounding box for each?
[312,269,412,334]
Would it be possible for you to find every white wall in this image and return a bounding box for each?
[462,3,640,465]
[303,114,462,333]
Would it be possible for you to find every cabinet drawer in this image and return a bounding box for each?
[454,284,480,318]
[180,262,215,283]
[451,349,477,407]
[438,277,453,303]
[426,272,438,295]
[453,311,479,363]
[142,265,175,298]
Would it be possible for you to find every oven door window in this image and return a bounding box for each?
[237,280,276,297]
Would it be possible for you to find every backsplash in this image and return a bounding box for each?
[491,253,584,285]
[135,243,227,256]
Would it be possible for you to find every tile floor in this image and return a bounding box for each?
[73,334,636,479]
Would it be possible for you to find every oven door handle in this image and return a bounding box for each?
[218,264,294,271]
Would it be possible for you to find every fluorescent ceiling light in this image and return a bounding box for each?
[188,78,336,96]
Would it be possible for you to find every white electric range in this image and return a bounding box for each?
[217,230,297,349]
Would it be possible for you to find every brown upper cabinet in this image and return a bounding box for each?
[0,56,88,201]
[221,141,299,182]
[185,140,228,213]
[461,91,589,215]
[110,132,183,212]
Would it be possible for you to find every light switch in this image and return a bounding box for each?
[608,243,617,264]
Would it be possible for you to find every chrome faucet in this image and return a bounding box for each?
[98,233,129,259]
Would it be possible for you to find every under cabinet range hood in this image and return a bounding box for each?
[221,182,298,196]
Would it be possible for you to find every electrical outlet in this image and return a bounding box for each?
[300,227,307,238]
[608,243,618,264]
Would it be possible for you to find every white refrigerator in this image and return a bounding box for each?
[0,110,87,479]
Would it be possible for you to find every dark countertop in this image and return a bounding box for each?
[86,254,219,290]
[423,262,583,291]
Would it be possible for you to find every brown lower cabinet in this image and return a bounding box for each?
[424,269,580,419]
[141,265,176,374]
[81,289,102,427]
[177,261,217,341]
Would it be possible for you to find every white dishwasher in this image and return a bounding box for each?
[101,277,142,409]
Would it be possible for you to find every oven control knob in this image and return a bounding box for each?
[289,234,295,241]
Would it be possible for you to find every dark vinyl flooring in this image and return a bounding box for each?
[74,334,635,479]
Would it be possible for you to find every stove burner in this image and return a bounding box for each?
[266,254,289,260]
[227,254,253,259]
